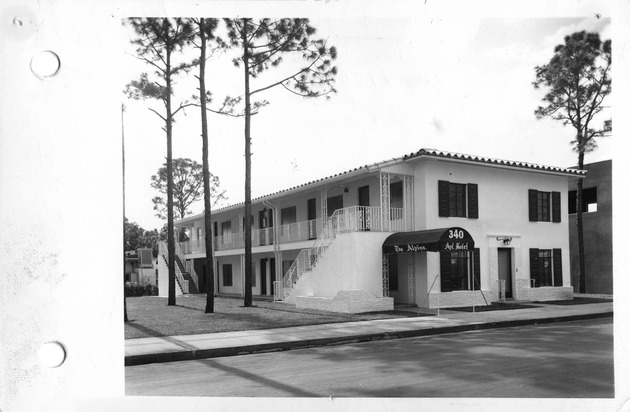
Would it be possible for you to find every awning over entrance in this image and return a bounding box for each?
[382,227,475,254]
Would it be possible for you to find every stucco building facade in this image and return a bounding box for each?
[158,149,583,312]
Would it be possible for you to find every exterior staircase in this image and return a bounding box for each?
[174,255,199,294]
[277,211,341,302]
[160,254,187,294]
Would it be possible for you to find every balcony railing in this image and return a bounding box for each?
[177,207,411,254]
[278,218,321,243]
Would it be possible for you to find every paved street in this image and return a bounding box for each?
[126,318,614,398]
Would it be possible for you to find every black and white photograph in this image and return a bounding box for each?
[1,1,628,411]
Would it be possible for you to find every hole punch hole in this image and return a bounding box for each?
[37,341,66,368]
[30,50,60,79]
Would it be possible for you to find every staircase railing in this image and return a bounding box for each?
[185,260,199,291]
[176,241,199,292]
[159,241,189,294]
[280,209,344,297]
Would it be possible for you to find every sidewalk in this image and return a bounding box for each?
[125,301,613,366]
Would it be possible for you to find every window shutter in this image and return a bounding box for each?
[472,248,481,290]
[440,251,452,292]
[467,183,479,219]
[553,248,563,286]
[528,189,538,222]
[552,191,561,222]
[529,248,539,287]
[438,180,450,217]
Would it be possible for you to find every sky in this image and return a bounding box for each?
[121,8,613,232]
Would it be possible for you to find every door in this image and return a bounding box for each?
[270,258,276,296]
[307,198,317,239]
[260,259,267,295]
[498,248,512,299]
[258,210,267,245]
[358,185,370,230]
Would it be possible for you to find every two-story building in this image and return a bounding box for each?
[157,148,583,313]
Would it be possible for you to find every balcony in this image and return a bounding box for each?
[177,206,410,255]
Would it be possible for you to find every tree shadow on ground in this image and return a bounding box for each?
[300,318,614,398]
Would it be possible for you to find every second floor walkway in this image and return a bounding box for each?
[179,205,410,255]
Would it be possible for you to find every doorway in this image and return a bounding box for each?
[307,198,317,239]
[498,248,512,299]
[358,185,370,230]
[260,259,267,295]
[270,258,276,296]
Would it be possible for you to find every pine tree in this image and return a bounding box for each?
[125,18,196,305]
[224,18,337,306]
[533,31,611,293]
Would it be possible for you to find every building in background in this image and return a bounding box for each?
[125,248,157,286]
[568,159,613,295]
[159,148,584,313]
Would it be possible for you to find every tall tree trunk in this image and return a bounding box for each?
[199,19,215,313]
[166,49,177,306]
[242,19,253,307]
[576,148,586,293]
[122,104,128,322]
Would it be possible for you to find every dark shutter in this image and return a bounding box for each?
[553,248,563,286]
[467,183,479,219]
[438,180,450,217]
[552,191,561,222]
[529,248,539,287]
[528,189,538,222]
[440,251,452,292]
[472,248,481,290]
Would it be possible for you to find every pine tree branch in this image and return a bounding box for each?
[133,53,167,76]
[172,101,197,117]
[250,59,318,96]
[148,107,167,122]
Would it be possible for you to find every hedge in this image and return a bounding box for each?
[125,282,158,297]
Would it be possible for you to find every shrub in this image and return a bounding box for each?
[144,283,159,296]
[125,282,158,297]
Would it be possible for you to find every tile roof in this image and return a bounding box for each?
[177,148,586,222]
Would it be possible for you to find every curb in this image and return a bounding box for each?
[125,311,612,366]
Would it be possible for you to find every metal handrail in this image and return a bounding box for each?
[418,275,440,316]
[159,241,189,294]
[279,210,340,299]
[186,260,199,291]
[278,205,414,301]
[273,280,283,302]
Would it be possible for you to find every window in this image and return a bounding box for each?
[529,248,563,287]
[449,183,467,217]
[568,187,598,214]
[196,227,202,240]
[440,248,481,292]
[438,180,478,218]
[528,189,561,222]
[537,191,550,221]
[222,264,233,287]
[449,251,469,290]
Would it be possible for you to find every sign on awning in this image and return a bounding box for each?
[382,227,475,254]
